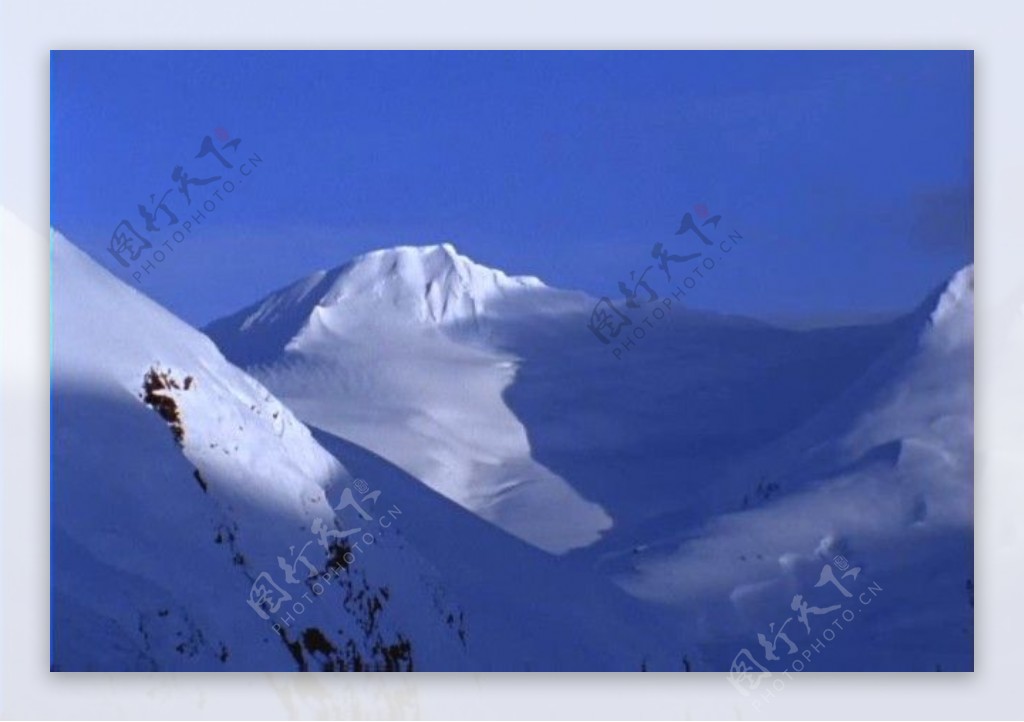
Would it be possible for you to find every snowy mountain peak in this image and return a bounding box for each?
[922,264,973,350]
[205,243,552,364]
[317,243,546,325]
[930,264,974,324]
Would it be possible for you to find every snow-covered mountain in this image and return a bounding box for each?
[206,244,611,554]
[615,265,974,671]
[206,242,973,671]
[205,243,907,553]
[52,233,694,671]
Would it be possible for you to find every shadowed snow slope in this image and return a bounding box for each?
[52,231,693,671]
[612,266,973,671]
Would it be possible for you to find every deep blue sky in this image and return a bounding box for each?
[51,51,973,326]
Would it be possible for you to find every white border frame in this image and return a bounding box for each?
[3,1,1015,719]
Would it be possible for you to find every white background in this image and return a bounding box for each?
[1,1,1018,719]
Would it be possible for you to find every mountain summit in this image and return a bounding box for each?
[206,243,550,365]
[326,243,546,324]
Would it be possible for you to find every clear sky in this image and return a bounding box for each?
[51,51,973,326]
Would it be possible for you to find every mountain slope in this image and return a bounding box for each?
[52,232,473,671]
[614,266,974,671]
